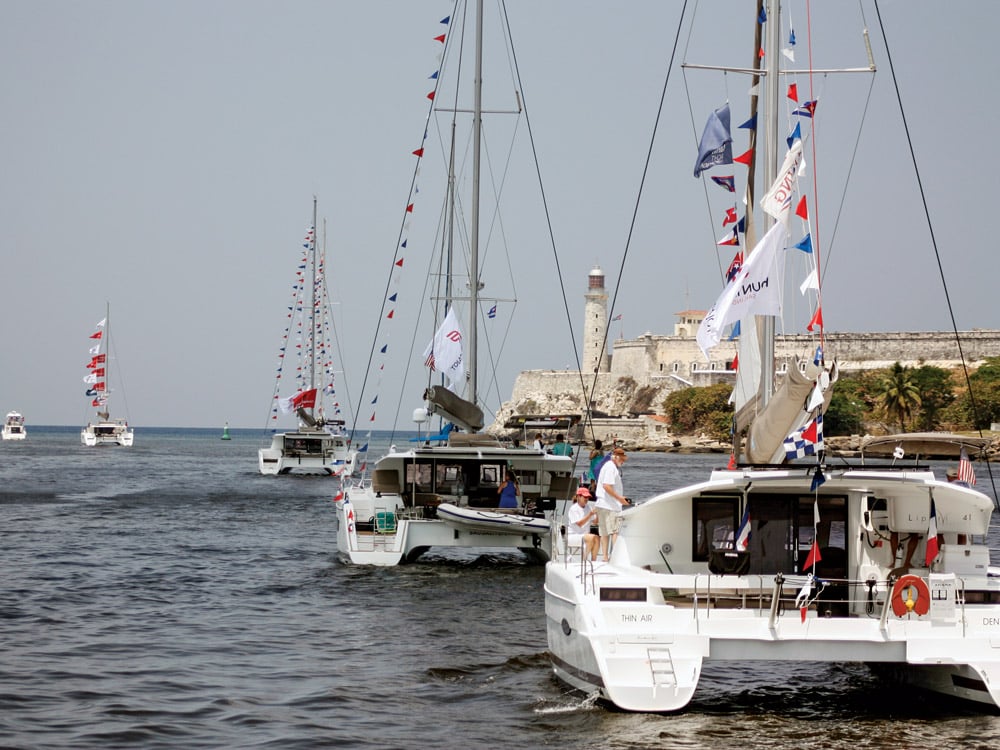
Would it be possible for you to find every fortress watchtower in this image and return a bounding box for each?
[583,266,610,373]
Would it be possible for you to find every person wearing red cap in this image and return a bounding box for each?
[566,486,599,561]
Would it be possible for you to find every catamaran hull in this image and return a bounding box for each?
[545,561,1000,712]
[334,500,550,566]
[81,424,134,447]
[258,431,356,476]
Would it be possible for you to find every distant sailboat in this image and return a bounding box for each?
[221,422,231,440]
[81,303,134,447]
[257,198,356,476]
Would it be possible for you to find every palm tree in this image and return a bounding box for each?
[877,362,922,432]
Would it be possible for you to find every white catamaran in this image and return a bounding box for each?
[258,198,356,476]
[81,304,134,447]
[546,0,1000,712]
[333,0,577,565]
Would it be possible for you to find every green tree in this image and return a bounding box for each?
[824,383,865,435]
[876,362,922,432]
[662,383,733,439]
[910,365,955,431]
[964,357,1000,429]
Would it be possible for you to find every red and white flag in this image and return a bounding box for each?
[279,388,318,414]
[925,498,940,566]
[422,306,465,391]
[958,448,977,486]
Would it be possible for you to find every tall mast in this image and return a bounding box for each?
[759,0,781,408]
[102,300,110,417]
[310,195,319,419]
[468,0,483,403]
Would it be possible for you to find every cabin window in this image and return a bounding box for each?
[744,494,848,576]
[435,463,463,495]
[692,497,740,562]
[405,462,434,492]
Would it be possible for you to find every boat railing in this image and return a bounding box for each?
[680,571,970,629]
[553,525,597,594]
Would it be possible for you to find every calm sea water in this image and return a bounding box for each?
[3,427,1000,749]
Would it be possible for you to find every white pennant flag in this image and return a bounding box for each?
[422,306,466,391]
[697,222,786,357]
[799,268,819,295]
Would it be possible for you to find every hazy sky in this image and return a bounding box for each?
[2,1,997,431]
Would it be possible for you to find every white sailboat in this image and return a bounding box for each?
[333,0,577,565]
[81,304,134,447]
[2,411,27,441]
[258,198,356,476]
[545,0,1000,712]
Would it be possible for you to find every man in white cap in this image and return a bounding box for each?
[595,447,631,561]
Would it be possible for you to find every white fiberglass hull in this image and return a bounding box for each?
[81,421,134,447]
[2,427,26,441]
[545,465,1000,712]
[334,491,551,566]
[331,440,576,565]
[546,561,1000,711]
[258,430,356,476]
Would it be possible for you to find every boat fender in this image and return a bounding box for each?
[890,574,930,617]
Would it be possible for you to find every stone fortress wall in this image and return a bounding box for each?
[490,266,1000,445]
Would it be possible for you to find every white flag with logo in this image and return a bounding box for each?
[422,306,466,391]
[760,141,804,226]
[697,222,786,357]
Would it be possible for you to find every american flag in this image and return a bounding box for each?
[958,447,977,486]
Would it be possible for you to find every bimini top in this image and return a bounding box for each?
[860,432,993,460]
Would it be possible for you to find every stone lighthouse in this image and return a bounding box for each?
[583,266,610,374]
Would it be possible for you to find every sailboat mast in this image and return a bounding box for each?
[102,300,110,416]
[759,0,781,408]
[468,0,484,404]
[309,196,319,418]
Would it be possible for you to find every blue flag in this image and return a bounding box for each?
[786,122,801,148]
[711,175,736,193]
[694,103,733,177]
[793,234,813,254]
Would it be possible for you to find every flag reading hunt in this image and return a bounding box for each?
[693,103,733,177]
[422,306,466,391]
[696,222,785,357]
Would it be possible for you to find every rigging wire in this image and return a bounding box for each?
[581,0,691,443]
[872,0,997,509]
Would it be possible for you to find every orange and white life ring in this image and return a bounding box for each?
[890,574,931,617]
